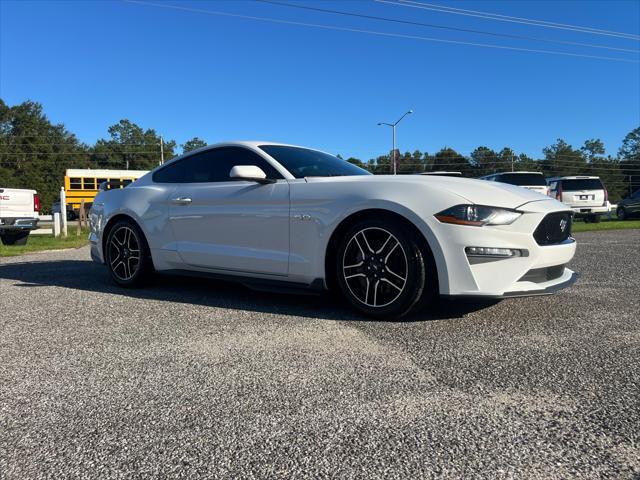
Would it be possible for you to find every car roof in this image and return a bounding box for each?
[177,140,332,158]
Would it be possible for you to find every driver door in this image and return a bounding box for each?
[167,147,290,276]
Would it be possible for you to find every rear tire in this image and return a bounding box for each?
[104,220,151,287]
[591,214,601,223]
[335,217,434,320]
[0,232,29,246]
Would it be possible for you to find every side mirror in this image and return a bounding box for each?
[229,165,275,184]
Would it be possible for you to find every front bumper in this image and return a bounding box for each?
[443,270,578,299]
[429,201,578,297]
[500,270,578,297]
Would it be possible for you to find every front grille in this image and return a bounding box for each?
[533,212,573,246]
[519,264,565,283]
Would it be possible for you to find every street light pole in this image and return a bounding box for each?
[378,109,413,175]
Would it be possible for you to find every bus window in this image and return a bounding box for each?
[83,178,96,190]
[96,178,107,188]
[122,179,133,186]
[70,178,82,189]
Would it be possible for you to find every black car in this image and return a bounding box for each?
[617,190,640,220]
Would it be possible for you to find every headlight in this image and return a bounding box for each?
[434,205,522,226]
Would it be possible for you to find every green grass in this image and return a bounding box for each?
[572,218,640,232]
[0,230,90,257]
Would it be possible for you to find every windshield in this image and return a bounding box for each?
[259,145,371,178]
[561,179,603,191]
[498,173,546,186]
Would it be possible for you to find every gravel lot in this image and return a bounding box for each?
[1,230,639,479]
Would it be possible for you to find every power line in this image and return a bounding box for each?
[256,0,638,54]
[379,0,640,41]
[2,159,638,170]
[123,0,639,64]
[0,152,162,155]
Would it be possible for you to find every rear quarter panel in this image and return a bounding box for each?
[91,183,173,261]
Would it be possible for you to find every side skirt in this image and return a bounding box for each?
[158,269,326,296]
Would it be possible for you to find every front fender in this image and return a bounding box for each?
[288,180,467,292]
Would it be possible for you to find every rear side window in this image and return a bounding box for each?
[561,179,603,191]
[497,173,546,186]
[153,161,185,183]
[69,178,82,189]
[153,147,283,183]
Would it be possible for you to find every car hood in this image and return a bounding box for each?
[305,175,555,209]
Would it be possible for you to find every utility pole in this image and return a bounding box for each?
[392,126,396,175]
[160,136,165,166]
[378,109,413,175]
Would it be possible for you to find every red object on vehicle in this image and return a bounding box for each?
[33,193,41,212]
[603,188,609,204]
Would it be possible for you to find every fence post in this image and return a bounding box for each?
[81,199,87,229]
[60,187,68,238]
[53,213,61,238]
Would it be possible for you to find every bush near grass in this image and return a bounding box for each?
[0,230,90,257]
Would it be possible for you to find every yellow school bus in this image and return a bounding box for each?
[64,169,148,219]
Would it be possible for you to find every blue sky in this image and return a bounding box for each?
[1,0,639,160]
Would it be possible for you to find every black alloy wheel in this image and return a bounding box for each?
[105,220,151,286]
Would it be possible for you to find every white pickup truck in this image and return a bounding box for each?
[0,188,40,245]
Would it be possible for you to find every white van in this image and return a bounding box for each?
[547,176,609,223]
[0,188,40,245]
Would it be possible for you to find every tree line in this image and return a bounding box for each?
[344,134,639,203]
[1,99,638,212]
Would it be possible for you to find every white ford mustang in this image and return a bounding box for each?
[89,141,577,319]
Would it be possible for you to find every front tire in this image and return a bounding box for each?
[105,220,151,287]
[335,218,432,319]
[617,208,627,221]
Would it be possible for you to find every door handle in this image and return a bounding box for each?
[171,197,192,205]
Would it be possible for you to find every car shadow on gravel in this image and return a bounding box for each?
[0,259,495,322]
